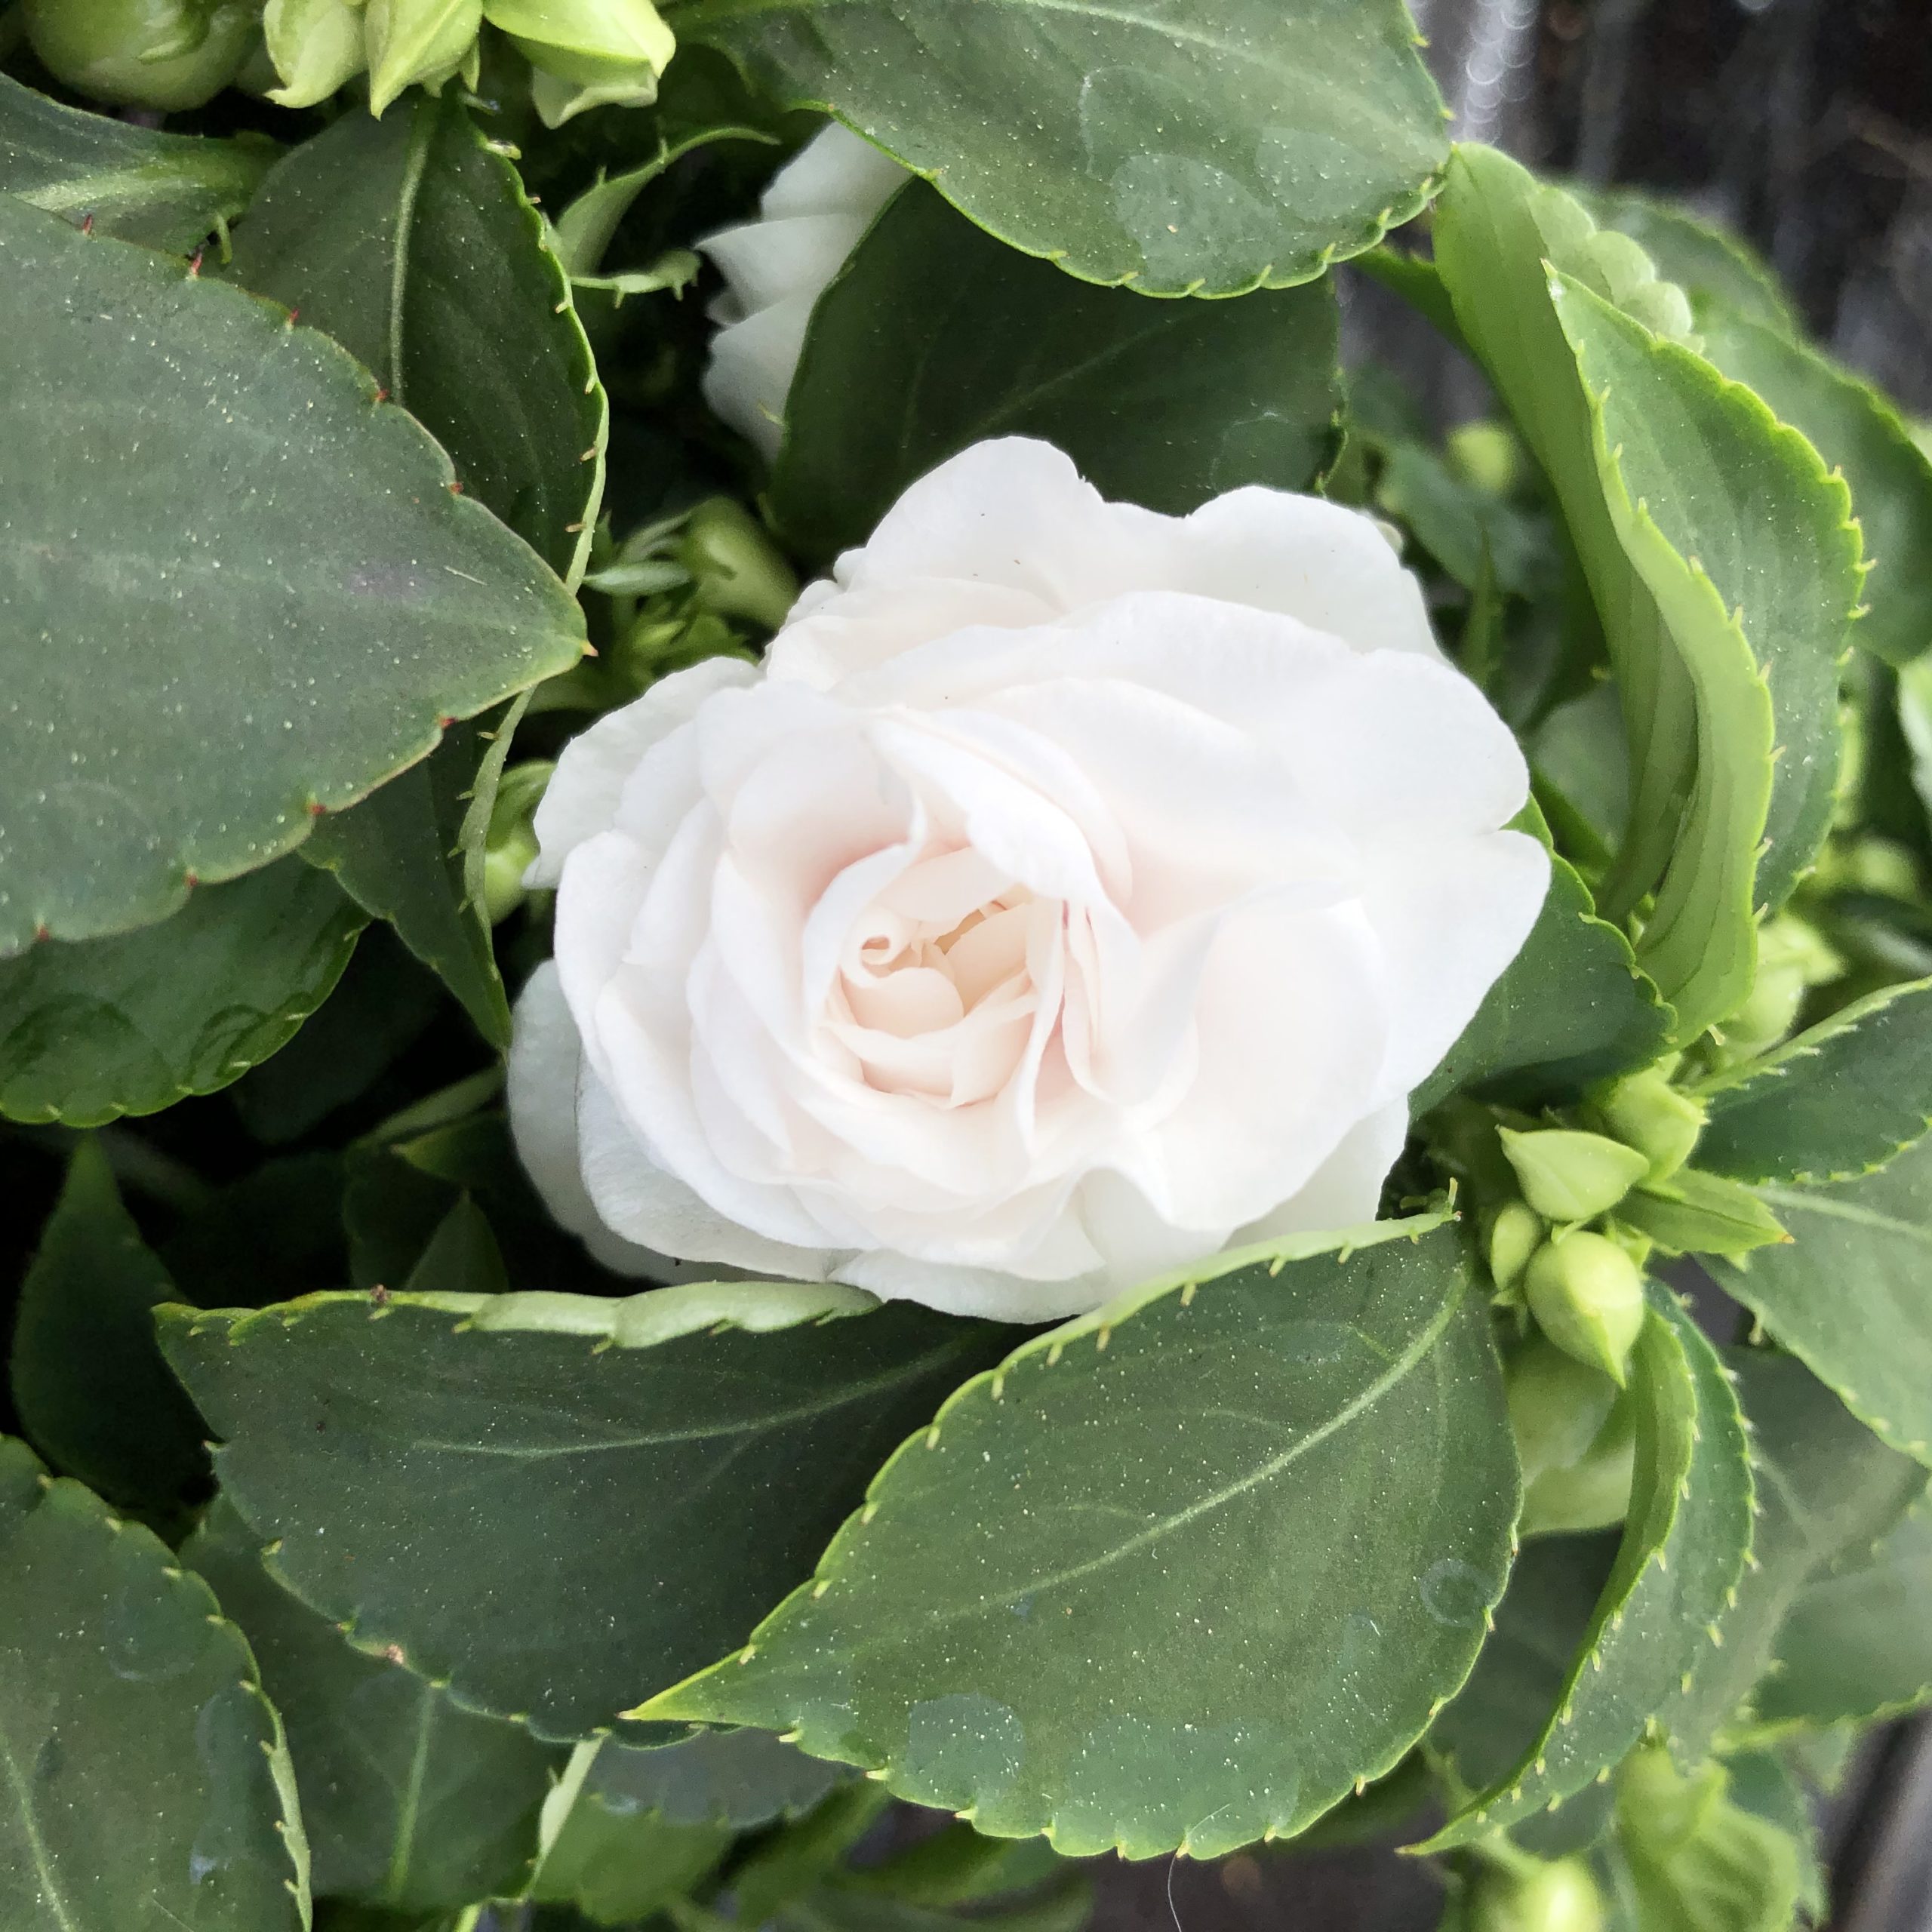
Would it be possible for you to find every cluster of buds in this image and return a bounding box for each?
[20,0,675,121]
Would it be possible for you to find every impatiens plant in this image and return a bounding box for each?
[5,8,1932,1932]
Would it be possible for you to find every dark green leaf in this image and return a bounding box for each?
[1709,1132,1932,1466]
[1697,308,1932,669]
[0,857,365,1127]
[226,92,605,584]
[10,1141,209,1521]
[1424,1291,1754,1850]
[578,1729,846,1830]
[678,0,1447,296]
[1695,977,1932,1185]
[304,719,511,1048]
[160,1283,1011,1741]
[0,71,275,252]
[186,1497,560,1911]
[0,1436,309,1930]
[636,1223,1518,1860]
[161,1153,349,1310]
[0,195,586,955]
[1755,1494,1932,1731]
[771,180,1341,562]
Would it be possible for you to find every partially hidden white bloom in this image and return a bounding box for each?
[697,123,906,462]
[509,438,1549,1321]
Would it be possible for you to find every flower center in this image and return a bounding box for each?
[842,893,1035,1038]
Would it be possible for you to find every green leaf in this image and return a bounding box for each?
[575,1729,847,1830]
[676,0,1448,297]
[1614,1169,1791,1260]
[159,1284,1011,1741]
[0,70,276,253]
[226,92,605,586]
[1423,1290,1754,1850]
[1552,272,1856,1006]
[1612,1747,1803,1932]
[1696,308,1932,669]
[0,1436,310,1931]
[1435,147,1861,1035]
[1654,1349,1924,1762]
[303,719,511,1048]
[770,179,1342,563]
[1709,1132,1932,1466]
[1576,187,1797,338]
[1417,811,1670,1112]
[1754,1492,1932,1731]
[0,195,586,956]
[526,1743,734,1925]
[0,857,365,1127]
[162,1153,349,1309]
[186,1496,560,1911]
[635,1223,1518,1860]
[10,1141,210,1523]
[1694,977,1932,1184]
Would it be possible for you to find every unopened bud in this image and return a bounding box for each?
[1499,1128,1649,1224]
[1487,1201,1546,1294]
[365,0,484,115]
[1470,1857,1605,1932]
[23,0,259,109]
[678,498,800,633]
[1594,1066,1705,1183]
[1446,421,1524,499]
[264,0,368,109]
[1846,836,1919,900]
[1525,1230,1646,1384]
[481,759,555,925]
[1521,1383,1636,1536]
[1506,1337,1617,1483]
[485,0,674,122]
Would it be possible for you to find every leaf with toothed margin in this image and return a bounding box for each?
[158,1282,1011,1743]
[1420,1287,1754,1852]
[0,854,365,1126]
[0,194,586,958]
[674,0,1448,297]
[0,1435,312,1930]
[565,1730,849,1832]
[1694,977,1932,1186]
[769,177,1343,567]
[1708,1131,1932,1469]
[184,1495,562,1912]
[1574,186,1798,338]
[223,91,605,587]
[629,1217,1518,1861]
[0,72,278,253]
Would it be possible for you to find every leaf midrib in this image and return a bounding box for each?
[0,1721,81,1932]
[1756,1186,1932,1250]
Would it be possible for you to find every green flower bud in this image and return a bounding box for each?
[1487,1201,1545,1294]
[1498,1128,1649,1224]
[1758,912,1842,986]
[480,758,555,925]
[678,498,801,633]
[264,0,368,107]
[484,0,672,122]
[1506,1337,1617,1483]
[1469,1857,1604,1932]
[1594,1066,1705,1182]
[1525,1229,1646,1384]
[1846,835,1919,900]
[1719,961,1806,1062]
[1445,421,1524,499]
[364,0,481,115]
[23,0,260,109]
[1521,1383,1635,1536]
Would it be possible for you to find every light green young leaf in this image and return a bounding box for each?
[0,69,275,251]
[1697,309,1932,669]
[1423,1290,1753,1850]
[675,0,1448,296]
[635,1225,1518,1860]
[11,1141,210,1523]
[159,1284,1011,1741]
[551,123,774,276]
[0,1437,311,1931]
[0,856,365,1126]
[186,1497,561,1912]
[265,0,368,107]
[1695,977,1932,1184]
[770,178,1342,565]
[304,720,510,1048]
[1755,1492,1932,1732]
[0,196,585,956]
[1709,1131,1932,1467]
[226,91,605,586]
